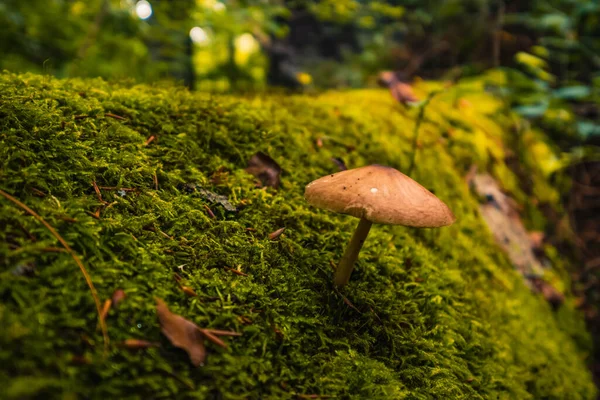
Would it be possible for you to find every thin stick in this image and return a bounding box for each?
[92,181,106,203]
[204,204,216,219]
[144,135,156,146]
[204,329,242,337]
[105,113,127,121]
[0,189,109,352]
[223,266,248,277]
[98,186,138,192]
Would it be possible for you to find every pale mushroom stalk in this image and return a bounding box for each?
[335,218,372,287]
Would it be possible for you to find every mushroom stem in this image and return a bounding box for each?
[334,218,372,287]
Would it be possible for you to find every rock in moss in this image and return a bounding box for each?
[0,72,596,399]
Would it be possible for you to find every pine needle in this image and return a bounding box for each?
[0,188,109,353]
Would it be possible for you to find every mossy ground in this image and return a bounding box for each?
[0,72,595,399]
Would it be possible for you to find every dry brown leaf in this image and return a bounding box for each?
[245,152,282,188]
[111,289,126,308]
[181,286,198,297]
[378,71,419,104]
[156,298,206,366]
[530,277,565,309]
[268,227,286,240]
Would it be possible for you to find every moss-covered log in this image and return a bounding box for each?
[0,72,595,399]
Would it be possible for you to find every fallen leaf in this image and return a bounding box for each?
[197,188,236,212]
[70,355,91,365]
[181,286,198,297]
[268,227,286,240]
[529,231,545,249]
[156,298,206,366]
[529,277,565,309]
[182,184,237,212]
[245,152,282,188]
[111,289,126,308]
[378,71,419,104]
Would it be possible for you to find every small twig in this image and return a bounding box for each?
[87,208,102,219]
[368,306,383,324]
[104,113,127,121]
[73,114,90,120]
[120,339,160,349]
[100,299,112,322]
[30,187,46,197]
[204,204,216,219]
[204,329,242,337]
[56,215,77,223]
[158,230,173,240]
[92,181,107,204]
[0,188,109,352]
[98,186,138,192]
[144,135,156,146]
[223,266,248,277]
[19,222,36,241]
[334,288,362,314]
[153,173,159,190]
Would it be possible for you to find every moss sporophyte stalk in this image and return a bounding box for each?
[0,72,596,399]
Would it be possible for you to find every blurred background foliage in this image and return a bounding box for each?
[1,0,598,140]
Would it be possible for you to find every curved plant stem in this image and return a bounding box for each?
[407,90,441,176]
[334,218,372,287]
[0,189,109,353]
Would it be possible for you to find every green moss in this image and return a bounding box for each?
[0,72,595,399]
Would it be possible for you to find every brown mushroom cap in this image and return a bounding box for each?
[305,165,456,227]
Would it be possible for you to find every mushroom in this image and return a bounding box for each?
[305,165,456,287]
